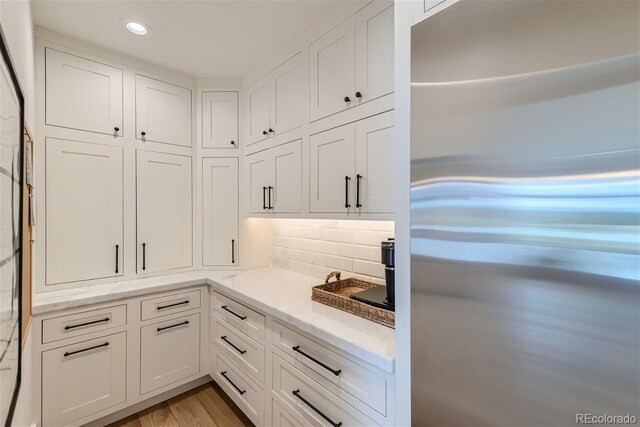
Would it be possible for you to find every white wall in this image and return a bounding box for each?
[270,219,394,283]
[0,0,36,129]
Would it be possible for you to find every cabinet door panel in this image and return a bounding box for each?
[203,158,239,266]
[46,138,123,285]
[309,18,356,122]
[271,53,302,137]
[45,48,123,136]
[355,1,394,103]
[246,151,272,213]
[140,313,200,394]
[135,75,192,147]
[137,151,192,273]
[272,140,302,213]
[246,80,271,145]
[309,125,356,213]
[202,91,238,149]
[355,111,395,213]
[42,332,127,426]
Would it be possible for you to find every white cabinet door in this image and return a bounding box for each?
[45,48,123,136]
[270,53,302,137]
[309,17,356,122]
[246,150,272,213]
[202,158,239,266]
[135,75,192,147]
[137,151,192,274]
[356,111,395,213]
[42,332,127,426]
[202,91,238,149]
[272,140,302,213]
[246,79,271,146]
[309,125,356,213]
[355,1,394,103]
[140,313,201,394]
[46,138,123,285]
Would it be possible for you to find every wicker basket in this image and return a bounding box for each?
[311,271,395,329]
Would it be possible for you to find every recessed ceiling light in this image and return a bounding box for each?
[121,18,151,36]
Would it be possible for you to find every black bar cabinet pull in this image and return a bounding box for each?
[263,187,267,209]
[157,320,189,332]
[292,345,342,376]
[65,317,110,330]
[292,389,342,427]
[221,336,246,354]
[156,300,189,311]
[64,342,109,357]
[115,244,119,273]
[344,176,351,208]
[220,305,247,320]
[221,371,246,395]
[356,174,362,208]
[268,186,273,209]
[142,243,146,270]
[231,240,236,264]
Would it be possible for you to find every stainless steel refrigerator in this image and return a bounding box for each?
[410,1,640,425]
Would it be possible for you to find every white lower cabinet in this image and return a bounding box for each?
[140,313,201,394]
[273,398,308,427]
[42,332,127,427]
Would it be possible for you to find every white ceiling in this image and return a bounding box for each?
[32,0,346,78]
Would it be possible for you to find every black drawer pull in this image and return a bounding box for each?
[142,243,146,270]
[221,371,246,395]
[231,239,236,264]
[344,176,351,208]
[115,244,119,273]
[268,186,273,210]
[156,300,189,311]
[64,342,109,357]
[221,336,246,354]
[64,317,110,330]
[263,186,267,210]
[221,305,247,320]
[157,320,189,332]
[356,174,362,208]
[292,345,341,376]
[292,389,342,427]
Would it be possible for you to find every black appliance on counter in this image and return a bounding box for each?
[350,238,395,311]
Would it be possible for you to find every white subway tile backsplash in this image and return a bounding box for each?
[271,219,394,281]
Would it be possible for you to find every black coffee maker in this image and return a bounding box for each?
[350,238,395,311]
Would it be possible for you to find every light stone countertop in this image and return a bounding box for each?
[33,267,396,373]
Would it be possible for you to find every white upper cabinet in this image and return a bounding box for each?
[309,125,356,213]
[355,1,394,103]
[202,158,239,266]
[246,151,273,213]
[246,53,302,146]
[45,48,123,136]
[202,91,238,149]
[137,151,192,274]
[309,18,356,122]
[309,1,394,122]
[355,111,394,213]
[46,138,123,285]
[135,75,192,147]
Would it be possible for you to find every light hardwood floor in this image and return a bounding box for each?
[107,382,254,427]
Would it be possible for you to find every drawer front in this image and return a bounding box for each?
[140,313,201,394]
[42,332,127,427]
[273,398,309,427]
[272,355,378,427]
[42,304,127,344]
[213,349,264,426]
[212,315,265,383]
[141,288,201,320]
[211,291,265,343]
[272,321,387,415]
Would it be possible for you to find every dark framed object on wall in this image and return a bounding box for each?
[0,21,25,427]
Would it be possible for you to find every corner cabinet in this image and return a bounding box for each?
[202,158,239,266]
[310,1,393,122]
[135,74,192,147]
[246,140,302,214]
[201,91,239,149]
[310,111,394,214]
[45,138,124,285]
[136,151,193,274]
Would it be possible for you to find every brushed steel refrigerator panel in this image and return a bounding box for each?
[410,1,640,425]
